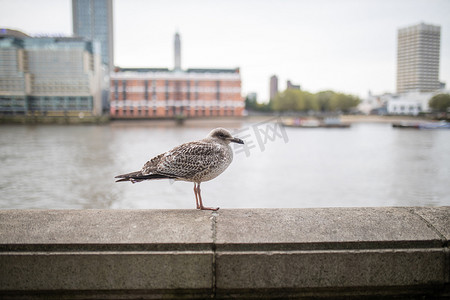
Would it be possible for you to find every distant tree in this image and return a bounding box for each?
[331,92,360,112]
[316,91,334,112]
[429,94,450,112]
[272,89,302,111]
[245,95,258,110]
[315,91,360,112]
[245,95,272,112]
[257,100,272,112]
[304,92,319,111]
[272,89,318,112]
[268,88,360,113]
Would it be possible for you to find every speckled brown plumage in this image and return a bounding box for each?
[115,128,244,210]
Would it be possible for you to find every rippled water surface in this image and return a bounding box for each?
[1,121,449,209]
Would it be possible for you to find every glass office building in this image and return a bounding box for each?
[0,32,28,114]
[25,38,95,115]
[0,30,103,116]
[72,0,114,71]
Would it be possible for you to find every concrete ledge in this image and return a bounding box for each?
[0,207,449,299]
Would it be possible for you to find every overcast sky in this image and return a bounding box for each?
[1,0,449,101]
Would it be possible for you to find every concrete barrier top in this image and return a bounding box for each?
[0,207,449,299]
[0,207,448,251]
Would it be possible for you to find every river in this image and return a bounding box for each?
[1,119,449,209]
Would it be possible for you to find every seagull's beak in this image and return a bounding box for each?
[229,137,244,144]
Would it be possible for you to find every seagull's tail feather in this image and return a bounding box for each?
[115,171,175,183]
[115,171,140,182]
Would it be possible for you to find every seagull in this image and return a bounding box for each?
[115,128,244,211]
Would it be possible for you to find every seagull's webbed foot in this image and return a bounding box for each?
[199,205,220,211]
[194,182,219,211]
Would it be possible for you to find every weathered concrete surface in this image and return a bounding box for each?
[214,208,449,298]
[214,207,443,249]
[0,207,448,299]
[216,249,444,289]
[0,210,215,298]
[0,209,214,250]
[1,252,212,290]
[411,206,450,240]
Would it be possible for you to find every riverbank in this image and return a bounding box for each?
[340,115,429,124]
[0,115,110,125]
[0,114,432,126]
[110,116,247,128]
[111,115,433,127]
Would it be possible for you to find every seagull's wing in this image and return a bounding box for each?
[151,141,225,179]
[140,153,165,174]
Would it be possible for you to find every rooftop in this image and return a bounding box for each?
[114,67,240,74]
[0,28,29,38]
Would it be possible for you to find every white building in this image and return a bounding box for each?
[360,91,447,116]
[387,92,435,116]
[358,91,391,115]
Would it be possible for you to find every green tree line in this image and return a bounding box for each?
[429,93,450,112]
[246,89,361,113]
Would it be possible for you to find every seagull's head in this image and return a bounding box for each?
[208,128,244,145]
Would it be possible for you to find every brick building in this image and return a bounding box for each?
[110,33,244,118]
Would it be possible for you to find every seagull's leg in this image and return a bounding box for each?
[194,183,200,209]
[198,182,219,211]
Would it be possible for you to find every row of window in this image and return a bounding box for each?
[113,85,240,101]
[114,107,237,117]
[0,96,93,113]
[391,105,421,111]
[112,86,241,94]
[28,97,92,111]
[0,96,27,112]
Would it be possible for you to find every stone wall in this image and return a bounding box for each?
[0,207,449,299]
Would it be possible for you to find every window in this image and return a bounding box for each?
[165,80,169,100]
[144,80,149,100]
[122,80,127,100]
[114,80,118,100]
[216,81,220,101]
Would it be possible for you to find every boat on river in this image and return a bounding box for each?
[392,121,450,129]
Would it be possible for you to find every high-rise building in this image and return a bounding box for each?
[174,32,181,71]
[72,0,114,71]
[269,75,278,100]
[396,23,441,93]
[287,80,300,90]
[0,29,103,116]
[0,32,28,114]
